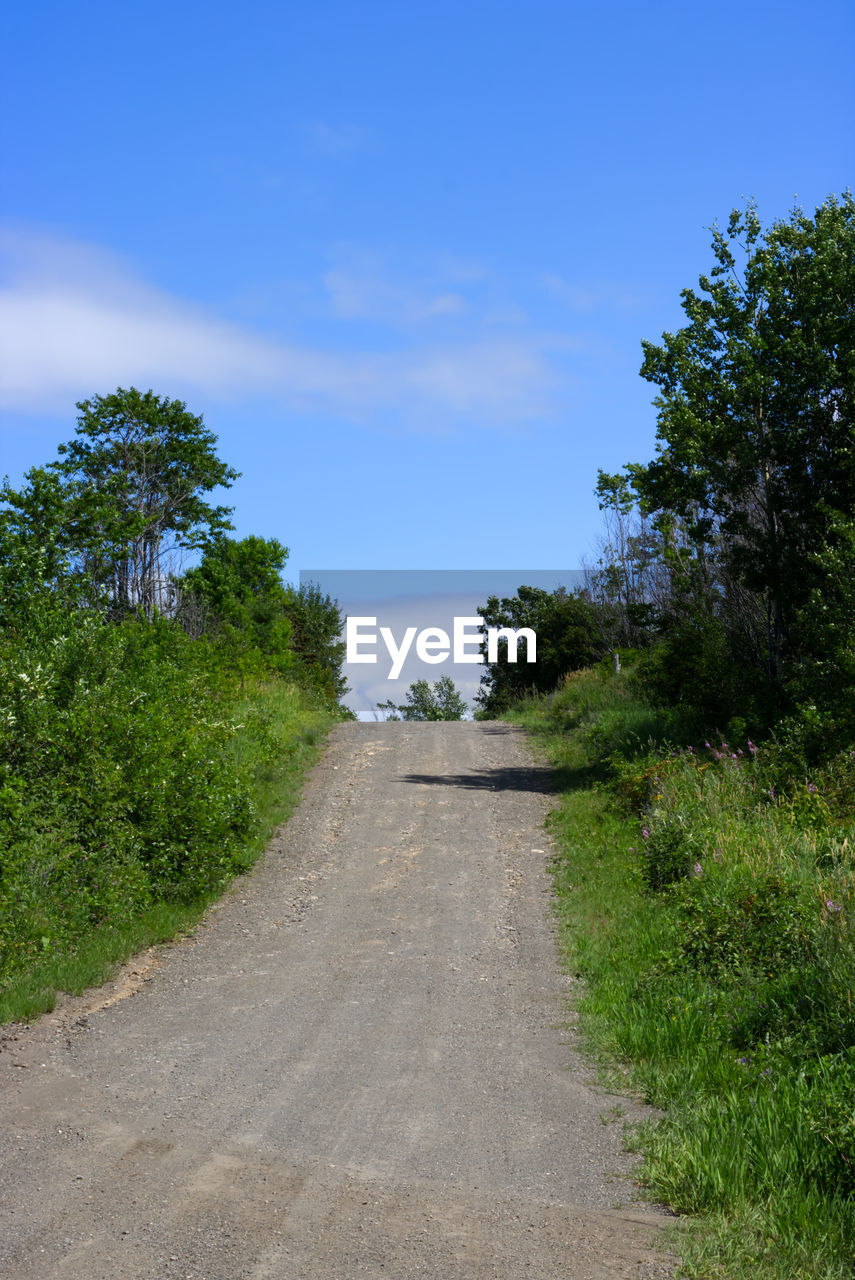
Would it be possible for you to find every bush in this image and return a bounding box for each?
[671,864,818,977]
[0,592,258,982]
[639,812,699,890]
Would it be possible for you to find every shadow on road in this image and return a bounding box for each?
[400,759,603,795]
[400,766,555,793]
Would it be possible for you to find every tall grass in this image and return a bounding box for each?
[510,668,855,1279]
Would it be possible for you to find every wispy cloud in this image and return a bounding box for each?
[321,258,468,325]
[540,272,641,312]
[0,227,575,428]
[303,121,376,157]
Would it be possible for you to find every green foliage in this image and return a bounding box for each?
[182,533,289,615]
[4,387,238,617]
[180,534,295,672]
[0,543,336,998]
[0,672,333,1023]
[0,468,78,592]
[475,584,602,716]
[588,467,660,648]
[638,194,855,681]
[0,595,252,983]
[378,675,467,721]
[672,864,818,977]
[634,606,775,731]
[638,812,698,891]
[594,193,855,733]
[510,669,855,1278]
[180,545,348,699]
[0,391,346,1013]
[282,581,349,702]
[789,513,855,743]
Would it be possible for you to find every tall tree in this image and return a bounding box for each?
[11,387,239,617]
[635,193,855,685]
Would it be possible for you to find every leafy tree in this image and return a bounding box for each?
[180,545,348,699]
[2,388,238,617]
[475,585,601,716]
[282,581,349,703]
[378,675,467,721]
[0,468,77,596]
[180,535,294,668]
[634,194,855,688]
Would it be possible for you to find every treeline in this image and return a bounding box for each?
[0,387,350,1012]
[480,193,855,765]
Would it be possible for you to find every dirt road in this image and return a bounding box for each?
[0,722,675,1279]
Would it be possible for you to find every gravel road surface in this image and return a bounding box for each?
[1,721,676,1279]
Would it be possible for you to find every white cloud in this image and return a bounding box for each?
[0,227,572,428]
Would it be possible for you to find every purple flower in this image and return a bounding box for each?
[827,900,842,913]
[694,862,703,876]
[704,741,711,749]
[808,783,818,793]
[642,827,650,839]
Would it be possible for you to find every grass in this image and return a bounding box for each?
[0,678,334,1025]
[508,667,855,1280]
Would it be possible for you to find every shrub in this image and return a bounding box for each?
[0,598,257,981]
[671,864,818,977]
[639,812,699,891]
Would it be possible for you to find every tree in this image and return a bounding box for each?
[4,387,238,618]
[378,676,467,721]
[180,545,349,699]
[634,194,855,688]
[179,535,294,666]
[282,581,349,702]
[475,585,601,716]
[583,468,663,649]
[0,467,77,595]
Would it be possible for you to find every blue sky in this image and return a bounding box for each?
[2,0,853,579]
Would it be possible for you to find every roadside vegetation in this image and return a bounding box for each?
[511,669,855,1278]
[490,193,855,1277]
[0,388,350,1023]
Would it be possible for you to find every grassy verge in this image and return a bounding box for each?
[0,679,334,1025]
[508,669,855,1280]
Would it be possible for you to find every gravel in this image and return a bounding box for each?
[0,721,677,1278]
